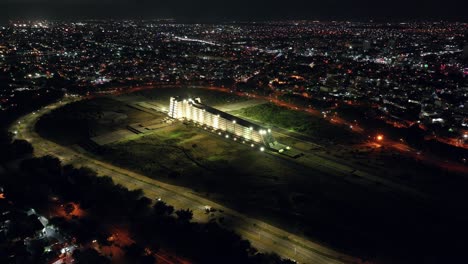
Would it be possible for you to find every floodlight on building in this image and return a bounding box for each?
[233,120,236,124]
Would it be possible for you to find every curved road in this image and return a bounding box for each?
[10,98,363,264]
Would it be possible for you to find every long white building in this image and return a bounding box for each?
[168,97,287,151]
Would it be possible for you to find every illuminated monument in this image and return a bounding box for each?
[168,97,289,152]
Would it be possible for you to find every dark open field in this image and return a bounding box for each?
[35,88,468,263]
[36,97,159,145]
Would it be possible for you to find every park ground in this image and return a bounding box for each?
[34,87,468,263]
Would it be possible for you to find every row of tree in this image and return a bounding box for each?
[2,155,295,264]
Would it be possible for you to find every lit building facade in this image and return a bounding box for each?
[168,97,282,148]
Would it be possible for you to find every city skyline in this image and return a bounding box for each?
[1,0,468,23]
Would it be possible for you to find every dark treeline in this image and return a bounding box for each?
[0,88,62,161]
[0,89,64,131]
[1,153,294,264]
[0,89,63,146]
[0,138,33,162]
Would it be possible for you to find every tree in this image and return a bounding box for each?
[153,201,174,217]
[11,139,33,157]
[175,209,193,224]
[132,197,152,218]
[124,243,155,264]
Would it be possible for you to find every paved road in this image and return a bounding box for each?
[11,99,362,264]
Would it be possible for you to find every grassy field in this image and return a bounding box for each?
[98,121,436,262]
[36,97,158,145]
[34,89,468,263]
[102,123,305,194]
[233,103,362,144]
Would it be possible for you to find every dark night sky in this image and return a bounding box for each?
[0,0,467,23]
